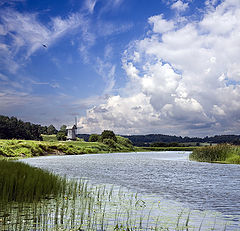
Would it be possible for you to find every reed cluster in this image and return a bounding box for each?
[0,160,65,202]
[190,144,240,164]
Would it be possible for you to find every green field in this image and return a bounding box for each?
[0,135,137,158]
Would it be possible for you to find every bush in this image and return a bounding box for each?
[89,134,100,142]
[116,136,133,148]
[101,130,117,142]
[103,138,116,149]
[56,131,66,141]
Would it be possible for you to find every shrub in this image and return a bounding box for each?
[88,134,100,142]
[101,130,117,142]
[103,138,116,149]
[116,136,133,148]
[56,131,67,141]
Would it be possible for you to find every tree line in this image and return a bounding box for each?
[0,115,58,140]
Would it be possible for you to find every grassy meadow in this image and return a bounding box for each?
[190,144,240,164]
[0,135,136,158]
[0,135,197,159]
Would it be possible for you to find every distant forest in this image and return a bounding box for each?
[78,134,240,146]
[0,115,57,140]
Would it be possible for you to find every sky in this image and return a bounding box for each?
[0,0,240,137]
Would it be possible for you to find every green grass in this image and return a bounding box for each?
[0,137,136,158]
[0,160,65,202]
[189,144,240,164]
[41,134,58,142]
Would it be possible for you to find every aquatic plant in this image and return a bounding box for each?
[190,144,240,164]
[0,160,65,202]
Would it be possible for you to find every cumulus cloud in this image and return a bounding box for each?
[78,0,240,136]
[148,14,175,34]
[171,0,189,12]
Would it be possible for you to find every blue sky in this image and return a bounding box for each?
[1,0,240,136]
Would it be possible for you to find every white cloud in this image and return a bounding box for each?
[84,0,97,14]
[79,0,240,136]
[95,58,116,94]
[0,9,86,72]
[171,0,189,12]
[148,14,175,34]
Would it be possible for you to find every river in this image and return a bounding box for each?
[21,151,240,230]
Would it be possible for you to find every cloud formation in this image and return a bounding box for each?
[0,9,86,72]
[79,0,240,136]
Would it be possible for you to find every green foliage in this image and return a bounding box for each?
[88,134,100,142]
[103,138,116,149]
[59,125,67,135]
[56,131,67,141]
[0,115,43,140]
[0,160,65,202]
[41,134,58,142]
[101,130,117,142]
[47,124,58,135]
[123,134,240,147]
[190,144,240,164]
[116,136,133,148]
[150,142,181,147]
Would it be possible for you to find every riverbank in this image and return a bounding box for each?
[189,144,240,164]
[0,139,130,158]
[0,138,198,158]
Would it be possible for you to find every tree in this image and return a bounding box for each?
[59,125,67,135]
[56,131,66,141]
[47,124,57,135]
[88,134,100,142]
[0,115,42,140]
[39,126,48,135]
[101,130,117,142]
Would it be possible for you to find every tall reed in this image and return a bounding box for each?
[190,144,240,164]
[0,160,65,202]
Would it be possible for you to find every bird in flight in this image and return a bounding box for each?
[42,44,47,48]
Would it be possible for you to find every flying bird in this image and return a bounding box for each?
[42,44,47,48]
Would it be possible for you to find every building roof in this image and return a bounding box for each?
[66,125,77,130]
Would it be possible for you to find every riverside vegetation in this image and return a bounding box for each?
[0,133,196,158]
[0,135,135,158]
[0,160,231,230]
[190,144,240,164]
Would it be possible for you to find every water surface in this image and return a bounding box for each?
[21,151,240,229]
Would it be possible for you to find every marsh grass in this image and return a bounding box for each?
[0,160,65,202]
[190,144,240,164]
[0,161,235,230]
